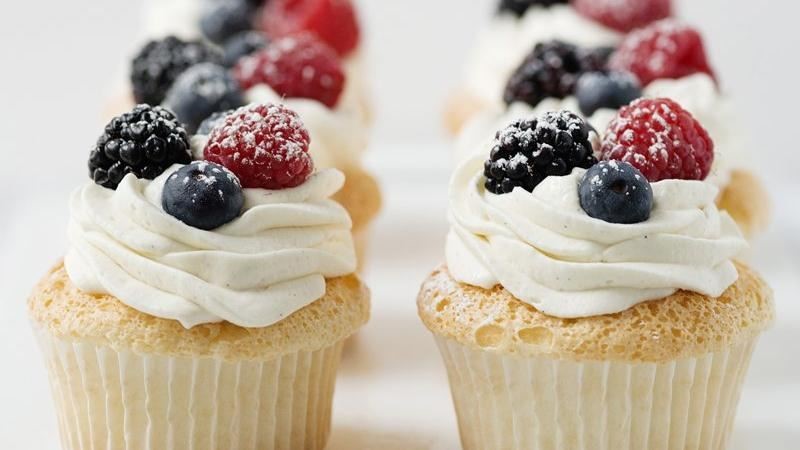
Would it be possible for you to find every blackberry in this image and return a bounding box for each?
[131,36,222,105]
[89,105,192,189]
[498,0,568,17]
[484,111,598,194]
[503,41,613,108]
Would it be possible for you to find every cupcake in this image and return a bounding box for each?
[454,20,769,237]
[419,107,774,449]
[444,0,675,134]
[121,0,372,124]
[28,103,370,449]
[109,30,381,266]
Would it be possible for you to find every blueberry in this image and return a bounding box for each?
[196,109,235,136]
[162,161,245,230]
[162,63,244,134]
[576,71,642,116]
[222,31,269,67]
[200,0,256,45]
[579,161,653,224]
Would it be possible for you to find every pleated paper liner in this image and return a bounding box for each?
[435,335,759,450]
[34,326,345,450]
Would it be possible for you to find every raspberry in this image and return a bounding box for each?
[233,34,345,108]
[599,98,714,182]
[484,111,597,194]
[262,0,360,56]
[609,19,715,86]
[203,104,314,189]
[573,0,672,33]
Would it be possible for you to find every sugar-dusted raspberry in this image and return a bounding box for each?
[262,0,360,56]
[233,33,345,108]
[573,0,672,33]
[203,103,314,189]
[599,98,714,182]
[609,19,715,86]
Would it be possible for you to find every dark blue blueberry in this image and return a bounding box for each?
[162,161,245,230]
[222,31,269,67]
[162,63,245,134]
[200,0,257,45]
[579,161,653,224]
[576,71,642,116]
[196,109,236,136]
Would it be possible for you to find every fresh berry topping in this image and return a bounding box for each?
[200,0,257,45]
[222,31,270,67]
[163,63,245,134]
[233,34,345,107]
[204,104,314,189]
[599,98,714,182]
[576,71,642,116]
[497,0,568,16]
[609,19,715,86]
[89,105,192,189]
[573,0,672,33]
[484,111,598,194]
[579,161,653,224]
[131,36,222,105]
[162,161,245,230]
[197,109,235,136]
[262,0,360,56]
[504,41,612,108]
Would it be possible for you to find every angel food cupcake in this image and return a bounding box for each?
[115,31,381,264]
[455,20,769,237]
[28,103,370,450]
[133,0,371,123]
[419,107,773,450]
[444,0,672,134]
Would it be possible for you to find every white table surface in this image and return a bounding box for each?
[2,147,799,449]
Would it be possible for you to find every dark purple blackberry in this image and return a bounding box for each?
[89,105,192,189]
[498,0,568,17]
[484,111,598,194]
[130,36,222,105]
[503,41,614,108]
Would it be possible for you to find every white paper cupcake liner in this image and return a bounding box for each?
[34,326,345,450]
[435,335,759,450]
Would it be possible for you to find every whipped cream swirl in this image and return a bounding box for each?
[463,4,621,106]
[446,156,747,318]
[456,74,739,188]
[65,167,356,329]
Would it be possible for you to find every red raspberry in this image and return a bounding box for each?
[203,104,314,189]
[599,98,714,182]
[261,0,360,56]
[233,33,345,108]
[573,0,672,33]
[609,19,715,86]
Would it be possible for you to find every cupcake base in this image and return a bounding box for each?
[436,335,758,450]
[35,326,344,450]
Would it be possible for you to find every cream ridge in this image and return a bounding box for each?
[65,166,357,329]
[445,155,748,319]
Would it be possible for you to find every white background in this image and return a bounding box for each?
[1,0,799,448]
